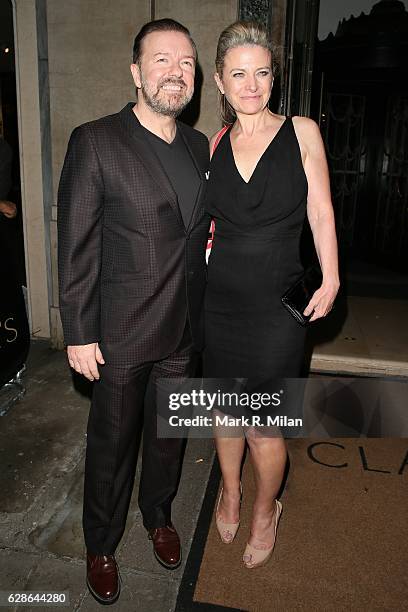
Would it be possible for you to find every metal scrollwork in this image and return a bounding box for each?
[321,93,366,248]
[374,96,408,257]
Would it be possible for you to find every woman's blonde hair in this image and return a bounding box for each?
[215,20,280,125]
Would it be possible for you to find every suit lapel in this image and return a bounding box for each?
[177,122,206,234]
[118,104,184,228]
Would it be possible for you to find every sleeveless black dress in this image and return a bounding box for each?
[203,117,308,384]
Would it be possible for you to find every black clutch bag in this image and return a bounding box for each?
[281,265,323,326]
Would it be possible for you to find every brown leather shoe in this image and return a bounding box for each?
[148,525,181,569]
[86,553,120,605]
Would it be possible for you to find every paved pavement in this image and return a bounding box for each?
[311,295,408,377]
[1,293,407,610]
[0,341,214,611]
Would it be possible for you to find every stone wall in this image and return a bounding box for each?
[46,0,237,346]
[155,0,237,135]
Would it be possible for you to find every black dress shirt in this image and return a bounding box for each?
[140,125,201,229]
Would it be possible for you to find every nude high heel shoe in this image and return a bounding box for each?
[215,483,242,544]
[242,499,282,568]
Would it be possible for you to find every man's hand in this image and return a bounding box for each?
[0,200,17,218]
[67,342,105,381]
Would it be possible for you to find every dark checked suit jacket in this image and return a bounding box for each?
[58,103,210,366]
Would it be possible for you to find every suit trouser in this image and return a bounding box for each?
[83,325,196,555]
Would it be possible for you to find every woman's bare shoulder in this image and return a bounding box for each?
[291,116,323,150]
[291,116,321,137]
[267,112,287,127]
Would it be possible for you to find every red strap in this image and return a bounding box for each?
[208,126,229,252]
[207,219,215,250]
[211,125,229,156]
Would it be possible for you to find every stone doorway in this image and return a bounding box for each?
[10,0,52,341]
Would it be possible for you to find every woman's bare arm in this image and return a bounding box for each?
[293,116,339,321]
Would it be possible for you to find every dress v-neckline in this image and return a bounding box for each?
[229,117,288,185]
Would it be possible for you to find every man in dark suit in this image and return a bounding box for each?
[58,19,209,605]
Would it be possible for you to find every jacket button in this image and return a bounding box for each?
[188,271,194,277]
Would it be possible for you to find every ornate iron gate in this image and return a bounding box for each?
[320,93,366,250]
[374,96,408,260]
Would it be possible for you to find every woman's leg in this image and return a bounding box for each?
[215,435,245,521]
[245,429,286,543]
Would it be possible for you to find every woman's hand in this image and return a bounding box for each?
[303,279,340,322]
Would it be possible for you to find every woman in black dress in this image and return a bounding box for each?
[203,21,339,568]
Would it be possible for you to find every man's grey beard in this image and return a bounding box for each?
[140,76,193,118]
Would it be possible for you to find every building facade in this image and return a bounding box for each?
[10,0,318,347]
